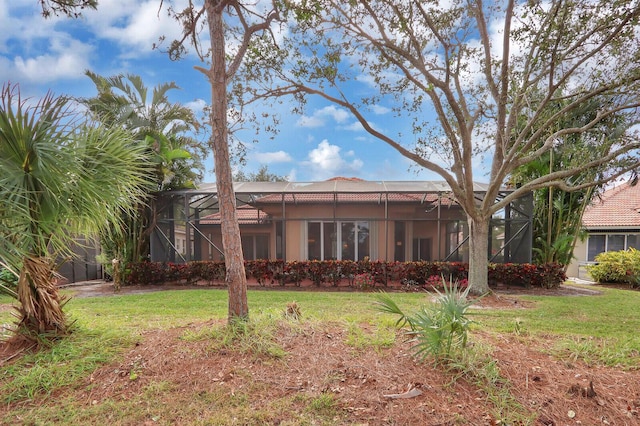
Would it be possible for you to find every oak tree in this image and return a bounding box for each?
[242,0,640,294]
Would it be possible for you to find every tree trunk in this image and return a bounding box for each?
[17,256,68,335]
[467,216,491,295]
[206,0,249,321]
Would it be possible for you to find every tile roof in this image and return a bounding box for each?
[200,204,270,225]
[176,180,493,195]
[582,182,640,229]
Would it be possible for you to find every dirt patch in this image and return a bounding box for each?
[5,319,635,425]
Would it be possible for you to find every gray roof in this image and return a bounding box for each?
[169,180,493,195]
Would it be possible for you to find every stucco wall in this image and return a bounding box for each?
[567,238,587,278]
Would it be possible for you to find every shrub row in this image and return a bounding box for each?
[126,259,566,289]
[588,248,640,288]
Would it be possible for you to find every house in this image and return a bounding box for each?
[567,182,640,279]
[150,178,533,265]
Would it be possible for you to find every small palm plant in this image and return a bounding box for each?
[376,277,481,363]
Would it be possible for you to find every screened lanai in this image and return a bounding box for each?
[150,179,532,265]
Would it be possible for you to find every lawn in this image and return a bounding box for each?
[1,284,639,425]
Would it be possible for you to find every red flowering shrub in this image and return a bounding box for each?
[125,260,566,289]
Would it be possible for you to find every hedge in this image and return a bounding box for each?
[125,259,566,289]
[587,248,640,288]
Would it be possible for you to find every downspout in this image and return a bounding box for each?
[282,193,286,261]
[185,194,191,262]
[437,193,442,260]
[385,192,389,261]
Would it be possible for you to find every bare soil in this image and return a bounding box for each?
[1,282,639,425]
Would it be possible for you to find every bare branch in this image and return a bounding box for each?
[38,0,97,18]
[226,2,280,79]
[494,142,640,212]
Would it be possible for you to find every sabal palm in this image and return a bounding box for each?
[0,83,152,336]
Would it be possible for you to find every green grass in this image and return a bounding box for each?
[0,324,135,403]
[64,288,429,331]
[0,293,16,325]
[472,284,640,367]
[1,284,640,424]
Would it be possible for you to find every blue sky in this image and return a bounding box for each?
[1,0,443,183]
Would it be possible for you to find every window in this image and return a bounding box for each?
[607,235,625,252]
[308,221,369,261]
[412,238,432,261]
[241,235,269,260]
[275,221,283,259]
[394,221,406,262]
[587,235,605,261]
[587,233,640,261]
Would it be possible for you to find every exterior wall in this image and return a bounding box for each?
[271,202,389,261]
[568,230,640,280]
[567,238,589,279]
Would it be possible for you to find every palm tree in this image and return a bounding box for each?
[82,72,206,276]
[83,71,205,183]
[0,83,152,338]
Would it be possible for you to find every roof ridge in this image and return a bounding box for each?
[326,176,365,182]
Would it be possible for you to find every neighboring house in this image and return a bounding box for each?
[150,178,533,265]
[568,182,640,279]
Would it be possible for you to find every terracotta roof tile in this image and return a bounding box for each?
[200,204,270,225]
[326,176,365,182]
[582,182,640,229]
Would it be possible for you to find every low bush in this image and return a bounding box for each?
[124,259,566,289]
[588,248,640,287]
[375,280,478,362]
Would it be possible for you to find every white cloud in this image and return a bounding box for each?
[297,105,350,128]
[371,104,391,115]
[253,150,293,163]
[318,105,349,123]
[302,140,364,180]
[13,38,92,82]
[340,121,365,132]
[0,56,14,82]
[0,2,94,83]
[185,98,207,116]
[296,115,324,128]
[0,1,59,49]
[83,0,188,57]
